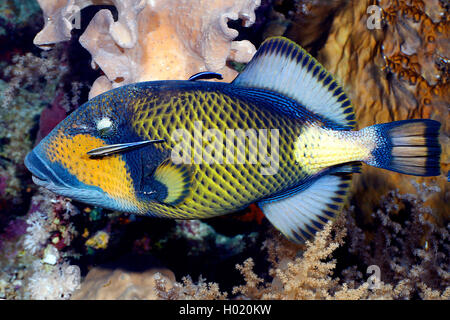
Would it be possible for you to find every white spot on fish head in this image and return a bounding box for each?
[97,117,113,131]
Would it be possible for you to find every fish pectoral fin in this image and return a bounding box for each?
[258,173,353,244]
[188,71,223,81]
[151,158,193,206]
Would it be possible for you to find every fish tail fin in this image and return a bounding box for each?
[362,119,441,176]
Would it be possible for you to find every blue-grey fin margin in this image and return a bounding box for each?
[258,173,353,244]
[232,36,356,130]
[152,158,193,206]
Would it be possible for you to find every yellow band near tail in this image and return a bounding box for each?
[294,125,374,175]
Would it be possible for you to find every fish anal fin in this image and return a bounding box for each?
[258,173,352,244]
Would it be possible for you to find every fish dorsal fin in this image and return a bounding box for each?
[233,37,356,129]
[153,159,193,206]
[258,173,352,243]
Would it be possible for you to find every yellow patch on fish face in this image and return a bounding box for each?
[295,125,374,175]
[43,132,140,210]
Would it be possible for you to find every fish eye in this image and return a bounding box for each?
[96,117,115,137]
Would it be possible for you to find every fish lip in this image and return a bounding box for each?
[25,150,62,187]
[25,151,48,181]
[31,175,49,187]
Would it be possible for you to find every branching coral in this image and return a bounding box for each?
[0,188,80,299]
[26,260,81,300]
[155,216,374,300]
[1,50,65,110]
[230,216,377,300]
[34,0,261,99]
[23,211,49,255]
[344,181,449,298]
[154,183,449,300]
[23,189,79,255]
[246,183,448,300]
[155,274,228,300]
[154,215,361,300]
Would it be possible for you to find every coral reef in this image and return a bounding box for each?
[317,0,448,146]
[33,0,94,49]
[155,273,228,300]
[316,0,449,220]
[155,216,375,300]
[0,189,81,299]
[72,264,175,300]
[0,34,90,217]
[287,0,344,54]
[0,45,82,205]
[343,182,449,298]
[286,0,449,221]
[25,189,79,253]
[155,185,449,300]
[0,0,448,301]
[85,230,110,250]
[27,260,81,300]
[34,0,261,99]
[171,219,258,257]
[0,0,41,37]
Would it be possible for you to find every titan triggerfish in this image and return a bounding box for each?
[25,37,441,243]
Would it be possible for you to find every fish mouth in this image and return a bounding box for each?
[25,149,70,189]
[25,149,141,213]
[31,175,50,187]
[25,150,53,184]
[25,149,103,202]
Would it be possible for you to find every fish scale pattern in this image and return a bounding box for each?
[130,88,307,219]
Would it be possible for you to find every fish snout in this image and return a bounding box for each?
[24,146,71,189]
[25,149,51,186]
